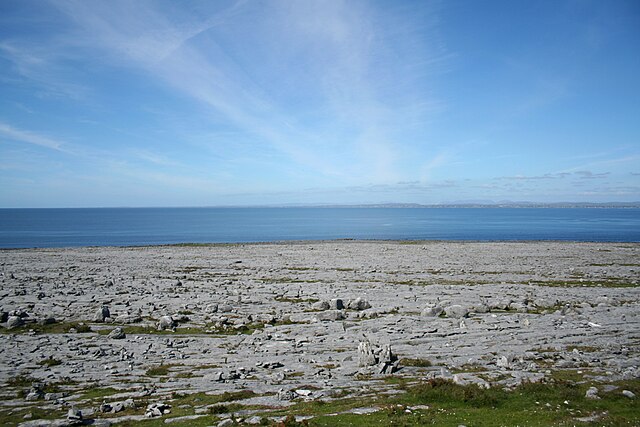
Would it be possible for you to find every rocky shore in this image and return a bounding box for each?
[1,241,639,426]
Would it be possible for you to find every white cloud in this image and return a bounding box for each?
[0,122,65,151]
[50,0,447,185]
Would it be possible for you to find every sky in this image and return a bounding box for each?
[0,0,639,207]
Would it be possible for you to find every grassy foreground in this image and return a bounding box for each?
[3,375,637,426]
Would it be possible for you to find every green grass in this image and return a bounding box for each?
[37,357,62,367]
[399,358,432,368]
[530,279,638,288]
[0,407,66,427]
[145,364,181,377]
[275,297,320,304]
[0,321,92,334]
[80,387,122,400]
[259,377,640,426]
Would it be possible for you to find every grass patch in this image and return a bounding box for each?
[208,403,243,414]
[146,364,181,377]
[275,297,320,304]
[0,321,92,334]
[450,364,488,374]
[530,279,638,288]
[37,357,62,367]
[0,407,65,427]
[257,377,640,426]
[567,345,599,353]
[399,358,432,368]
[81,387,122,400]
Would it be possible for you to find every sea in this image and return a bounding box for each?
[0,207,639,248]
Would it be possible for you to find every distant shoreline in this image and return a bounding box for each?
[2,239,639,251]
[1,203,640,209]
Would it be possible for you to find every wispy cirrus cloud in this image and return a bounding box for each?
[0,122,65,151]
[49,0,448,184]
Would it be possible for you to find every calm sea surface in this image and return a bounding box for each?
[0,207,638,248]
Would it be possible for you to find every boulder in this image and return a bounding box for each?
[107,327,126,339]
[347,297,371,311]
[277,389,296,401]
[444,305,468,319]
[421,305,443,317]
[357,341,377,367]
[94,306,111,322]
[67,407,82,421]
[145,402,171,418]
[377,344,399,374]
[314,310,346,322]
[157,316,176,331]
[311,301,330,311]
[217,304,234,313]
[6,316,24,329]
[329,299,344,310]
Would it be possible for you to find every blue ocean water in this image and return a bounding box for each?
[0,207,638,248]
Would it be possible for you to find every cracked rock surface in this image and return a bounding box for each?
[0,241,639,425]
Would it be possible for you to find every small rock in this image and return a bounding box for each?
[622,390,636,399]
[145,402,171,418]
[421,305,443,317]
[157,316,176,331]
[67,407,82,421]
[311,301,330,311]
[217,419,234,427]
[347,297,371,311]
[217,304,233,313]
[6,315,24,329]
[111,402,124,413]
[444,305,468,319]
[585,387,600,399]
[314,310,346,321]
[107,327,126,339]
[277,389,296,401]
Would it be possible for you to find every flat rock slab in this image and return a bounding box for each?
[1,241,639,424]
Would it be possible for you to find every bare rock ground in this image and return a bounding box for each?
[0,241,639,425]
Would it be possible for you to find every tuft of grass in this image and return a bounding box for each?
[256,376,640,426]
[38,357,62,367]
[81,387,121,400]
[145,364,180,377]
[275,297,320,304]
[0,321,92,335]
[208,403,243,414]
[399,358,432,368]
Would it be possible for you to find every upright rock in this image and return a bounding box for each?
[94,306,111,322]
[329,299,344,310]
[377,344,399,374]
[358,341,377,367]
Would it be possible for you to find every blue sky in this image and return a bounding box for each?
[0,0,638,207]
